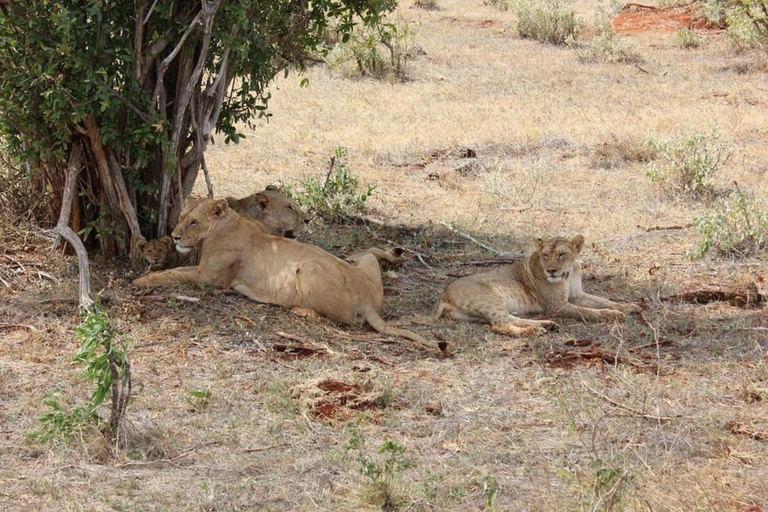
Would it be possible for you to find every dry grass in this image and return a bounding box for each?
[3,0,768,510]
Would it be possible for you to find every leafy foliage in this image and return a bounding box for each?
[513,0,581,46]
[646,129,731,199]
[0,0,396,251]
[32,304,132,445]
[287,147,376,219]
[704,0,768,52]
[693,188,768,259]
[579,25,645,63]
[344,426,414,510]
[327,17,419,80]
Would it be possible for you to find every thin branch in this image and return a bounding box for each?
[440,222,501,254]
[201,155,214,198]
[582,381,679,422]
[51,144,93,308]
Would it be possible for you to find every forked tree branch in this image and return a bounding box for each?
[53,143,93,308]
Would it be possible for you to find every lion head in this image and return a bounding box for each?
[137,236,177,271]
[226,185,310,238]
[533,235,584,283]
[171,198,229,253]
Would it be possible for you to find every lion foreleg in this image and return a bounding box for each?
[570,293,640,313]
[554,302,626,322]
[133,266,201,288]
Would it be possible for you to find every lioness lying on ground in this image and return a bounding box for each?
[226,185,309,238]
[433,235,640,336]
[133,198,442,352]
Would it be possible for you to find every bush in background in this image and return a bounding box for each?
[286,147,376,220]
[646,129,731,199]
[514,0,581,45]
[327,18,419,81]
[579,24,645,63]
[693,188,768,259]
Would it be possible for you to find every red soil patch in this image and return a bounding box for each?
[613,4,717,35]
[309,379,385,422]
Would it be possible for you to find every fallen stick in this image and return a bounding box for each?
[440,222,501,254]
[462,252,526,265]
[582,381,679,422]
[641,223,692,232]
[662,285,763,308]
[0,323,38,331]
[727,421,768,442]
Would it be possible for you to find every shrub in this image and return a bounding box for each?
[646,129,731,199]
[32,305,132,446]
[704,0,768,53]
[676,28,702,49]
[485,0,513,10]
[693,188,768,259]
[414,0,439,10]
[286,147,376,219]
[579,25,645,63]
[326,18,419,81]
[344,427,414,510]
[514,0,581,46]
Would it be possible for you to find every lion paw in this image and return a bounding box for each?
[603,310,626,322]
[624,303,642,314]
[133,276,151,287]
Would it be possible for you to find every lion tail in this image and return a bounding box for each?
[364,309,447,353]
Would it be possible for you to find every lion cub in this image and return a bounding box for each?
[433,235,639,336]
[137,236,179,271]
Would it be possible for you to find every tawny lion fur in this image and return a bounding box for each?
[433,235,640,336]
[133,198,440,351]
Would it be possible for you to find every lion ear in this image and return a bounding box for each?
[570,234,585,253]
[136,239,147,251]
[533,237,544,252]
[255,193,271,211]
[161,236,174,249]
[209,198,228,219]
[265,184,279,192]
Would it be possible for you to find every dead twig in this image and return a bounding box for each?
[582,381,679,422]
[440,222,501,254]
[641,223,692,232]
[244,443,289,454]
[0,323,38,331]
[727,421,768,441]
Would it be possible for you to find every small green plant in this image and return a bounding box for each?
[414,0,439,10]
[186,389,212,411]
[484,0,513,10]
[646,129,731,199]
[676,28,702,48]
[344,427,414,510]
[32,304,132,445]
[692,187,768,259]
[513,0,581,46]
[579,25,645,63]
[704,0,768,53]
[286,147,376,219]
[327,18,419,81]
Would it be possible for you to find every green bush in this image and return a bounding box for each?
[514,0,580,46]
[327,18,419,81]
[579,25,645,63]
[32,305,132,445]
[344,427,414,510]
[485,0,513,10]
[646,129,731,199]
[704,0,768,52]
[693,188,768,259]
[676,28,702,49]
[287,147,376,219]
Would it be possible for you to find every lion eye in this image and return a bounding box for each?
[558,252,566,259]
[189,220,198,227]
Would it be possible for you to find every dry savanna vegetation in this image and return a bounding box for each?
[2,0,768,510]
